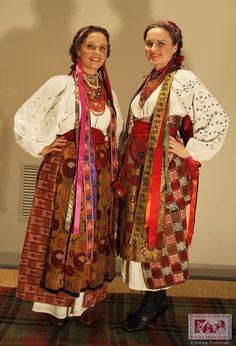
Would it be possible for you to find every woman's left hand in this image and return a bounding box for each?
[169,135,190,159]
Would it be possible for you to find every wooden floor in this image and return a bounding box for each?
[0,269,235,298]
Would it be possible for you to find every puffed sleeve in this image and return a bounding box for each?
[171,70,229,161]
[112,90,124,146]
[14,75,75,157]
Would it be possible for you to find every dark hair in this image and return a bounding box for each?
[143,20,183,64]
[69,25,111,71]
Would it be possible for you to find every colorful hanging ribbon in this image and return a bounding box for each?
[73,59,90,235]
[180,115,201,246]
[130,72,175,261]
[186,157,201,246]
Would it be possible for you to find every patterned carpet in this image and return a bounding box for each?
[0,287,235,346]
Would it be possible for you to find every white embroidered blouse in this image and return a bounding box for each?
[14,75,123,157]
[131,69,229,161]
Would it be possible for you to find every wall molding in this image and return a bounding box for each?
[189,263,236,281]
[0,252,21,268]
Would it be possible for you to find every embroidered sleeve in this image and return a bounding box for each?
[14,75,75,157]
[173,70,229,161]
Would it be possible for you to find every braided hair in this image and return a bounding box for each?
[69,25,111,72]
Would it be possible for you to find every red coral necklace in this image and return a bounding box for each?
[83,73,106,115]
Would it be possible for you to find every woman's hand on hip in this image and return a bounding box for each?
[40,136,67,156]
[168,135,190,159]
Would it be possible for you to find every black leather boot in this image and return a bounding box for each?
[122,290,168,332]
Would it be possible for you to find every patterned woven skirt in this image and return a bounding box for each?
[16,129,116,307]
[119,119,193,290]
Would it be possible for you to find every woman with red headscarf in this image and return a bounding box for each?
[117,20,229,332]
[14,25,123,326]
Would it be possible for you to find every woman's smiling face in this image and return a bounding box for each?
[144,27,177,70]
[77,32,108,74]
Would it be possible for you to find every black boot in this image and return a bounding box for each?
[122,290,168,332]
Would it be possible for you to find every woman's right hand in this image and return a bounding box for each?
[169,135,190,159]
[40,136,67,156]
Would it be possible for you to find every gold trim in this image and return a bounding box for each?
[129,72,176,262]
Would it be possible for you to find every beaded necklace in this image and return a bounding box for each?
[83,73,106,115]
[139,59,175,108]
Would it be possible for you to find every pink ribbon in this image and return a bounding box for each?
[73,59,87,235]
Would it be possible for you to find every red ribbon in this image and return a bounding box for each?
[73,60,87,235]
[147,114,201,248]
[180,115,201,246]
[186,157,201,246]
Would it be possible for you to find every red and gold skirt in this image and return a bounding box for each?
[119,118,193,289]
[17,128,116,306]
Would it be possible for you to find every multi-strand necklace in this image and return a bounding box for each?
[139,70,160,108]
[139,60,174,108]
[83,73,106,116]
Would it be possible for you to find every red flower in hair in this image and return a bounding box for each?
[175,55,185,65]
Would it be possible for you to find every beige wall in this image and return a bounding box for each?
[0,0,235,274]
